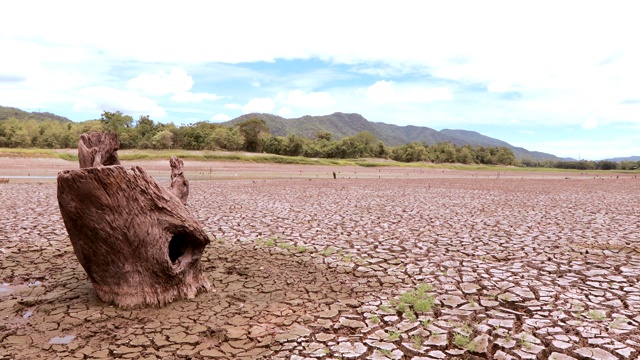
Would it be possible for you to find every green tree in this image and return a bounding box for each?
[237,118,270,152]
[151,130,174,149]
[317,130,332,141]
[135,115,157,148]
[101,111,133,132]
[456,145,474,164]
[208,127,244,151]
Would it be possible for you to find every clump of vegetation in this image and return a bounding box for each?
[256,236,278,248]
[387,331,401,341]
[586,310,606,321]
[609,317,627,329]
[411,334,424,348]
[322,247,335,256]
[398,284,436,314]
[453,333,470,348]
[384,284,436,324]
[518,334,533,350]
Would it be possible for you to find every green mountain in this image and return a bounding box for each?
[0,105,72,123]
[224,112,565,161]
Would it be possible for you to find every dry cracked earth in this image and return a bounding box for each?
[1,165,640,360]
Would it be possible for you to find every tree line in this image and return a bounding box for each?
[519,158,639,171]
[1,110,636,169]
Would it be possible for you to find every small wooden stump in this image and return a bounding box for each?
[169,156,189,205]
[57,132,209,308]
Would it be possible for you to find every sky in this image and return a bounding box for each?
[1,1,639,160]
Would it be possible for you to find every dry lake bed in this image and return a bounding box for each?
[1,159,639,359]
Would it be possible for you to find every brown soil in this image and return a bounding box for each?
[1,157,639,359]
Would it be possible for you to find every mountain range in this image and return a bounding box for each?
[224,112,568,161]
[5,105,635,162]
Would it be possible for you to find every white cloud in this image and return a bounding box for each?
[279,89,336,108]
[171,92,222,103]
[211,113,230,121]
[582,118,598,129]
[242,98,275,113]
[366,81,452,103]
[224,103,242,110]
[487,82,514,93]
[127,68,193,96]
[73,86,166,118]
[277,107,292,117]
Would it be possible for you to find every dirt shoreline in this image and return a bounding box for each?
[0,156,630,183]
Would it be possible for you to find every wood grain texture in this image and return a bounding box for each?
[168,155,189,205]
[78,132,120,168]
[57,165,210,308]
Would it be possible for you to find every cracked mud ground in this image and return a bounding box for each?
[1,170,639,359]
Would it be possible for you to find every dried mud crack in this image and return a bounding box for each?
[1,172,640,359]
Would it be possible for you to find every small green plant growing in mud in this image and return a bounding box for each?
[378,349,393,358]
[408,285,436,312]
[388,331,401,341]
[460,322,473,335]
[404,310,417,322]
[571,302,584,312]
[278,243,293,250]
[518,334,532,350]
[323,247,335,256]
[296,245,307,253]
[422,318,432,328]
[380,305,393,313]
[256,236,278,247]
[414,298,435,313]
[342,254,353,262]
[586,310,606,321]
[395,301,408,313]
[412,334,424,348]
[453,333,470,348]
[370,315,380,324]
[609,317,627,329]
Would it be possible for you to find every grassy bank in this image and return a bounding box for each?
[1,147,635,173]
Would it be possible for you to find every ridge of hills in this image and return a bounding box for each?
[224,112,567,161]
[0,105,72,123]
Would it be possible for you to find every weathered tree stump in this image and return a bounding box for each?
[57,165,210,308]
[168,156,189,205]
[59,132,208,307]
[78,131,121,168]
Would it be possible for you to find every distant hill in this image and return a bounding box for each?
[606,156,640,162]
[224,112,565,161]
[0,105,72,123]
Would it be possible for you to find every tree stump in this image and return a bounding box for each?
[57,164,210,308]
[169,156,189,205]
[58,132,209,307]
[78,131,121,168]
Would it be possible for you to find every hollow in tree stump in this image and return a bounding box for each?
[57,165,211,308]
[78,131,121,168]
[168,156,189,205]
